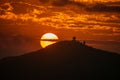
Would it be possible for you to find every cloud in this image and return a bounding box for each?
[86,3,120,13]
[0,1,120,37]
[38,0,85,7]
[0,3,13,15]
[52,0,70,6]
[0,2,46,22]
[39,0,70,5]
[0,3,13,10]
[38,0,120,13]
[0,3,120,33]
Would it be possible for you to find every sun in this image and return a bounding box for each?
[40,33,59,48]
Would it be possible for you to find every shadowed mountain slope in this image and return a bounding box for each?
[0,41,120,80]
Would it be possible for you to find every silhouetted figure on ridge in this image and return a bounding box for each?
[72,36,80,44]
[72,36,86,45]
[72,36,76,41]
[72,36,82,44]
[83,41,86,45]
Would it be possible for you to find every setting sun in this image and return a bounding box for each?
[40,33,59,48]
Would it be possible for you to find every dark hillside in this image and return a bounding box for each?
[0,41,120,80]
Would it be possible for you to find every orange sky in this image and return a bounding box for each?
[0,0,120,46]
[0,0,120,40]
[0,0,120,58]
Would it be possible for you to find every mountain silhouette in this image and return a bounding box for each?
[0,41,120,80]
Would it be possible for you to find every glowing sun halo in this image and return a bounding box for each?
[40,33,59,48]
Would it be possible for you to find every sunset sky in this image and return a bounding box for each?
[0,0,120,58]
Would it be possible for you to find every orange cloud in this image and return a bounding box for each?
[0,2,120,37]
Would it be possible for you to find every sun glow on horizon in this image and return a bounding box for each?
[40,33,59,48]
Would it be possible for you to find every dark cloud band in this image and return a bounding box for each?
[86,3,120,13]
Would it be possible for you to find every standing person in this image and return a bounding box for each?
[72,36,76,41]
[83,41,86,45]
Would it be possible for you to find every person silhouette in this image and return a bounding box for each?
[72,36,76,42]
[83,41,86,45]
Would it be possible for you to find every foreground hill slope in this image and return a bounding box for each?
[0,41,120,80]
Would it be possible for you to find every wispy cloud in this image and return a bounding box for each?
[0,1,120,37]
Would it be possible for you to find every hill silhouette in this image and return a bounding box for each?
[0,41,120,80]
